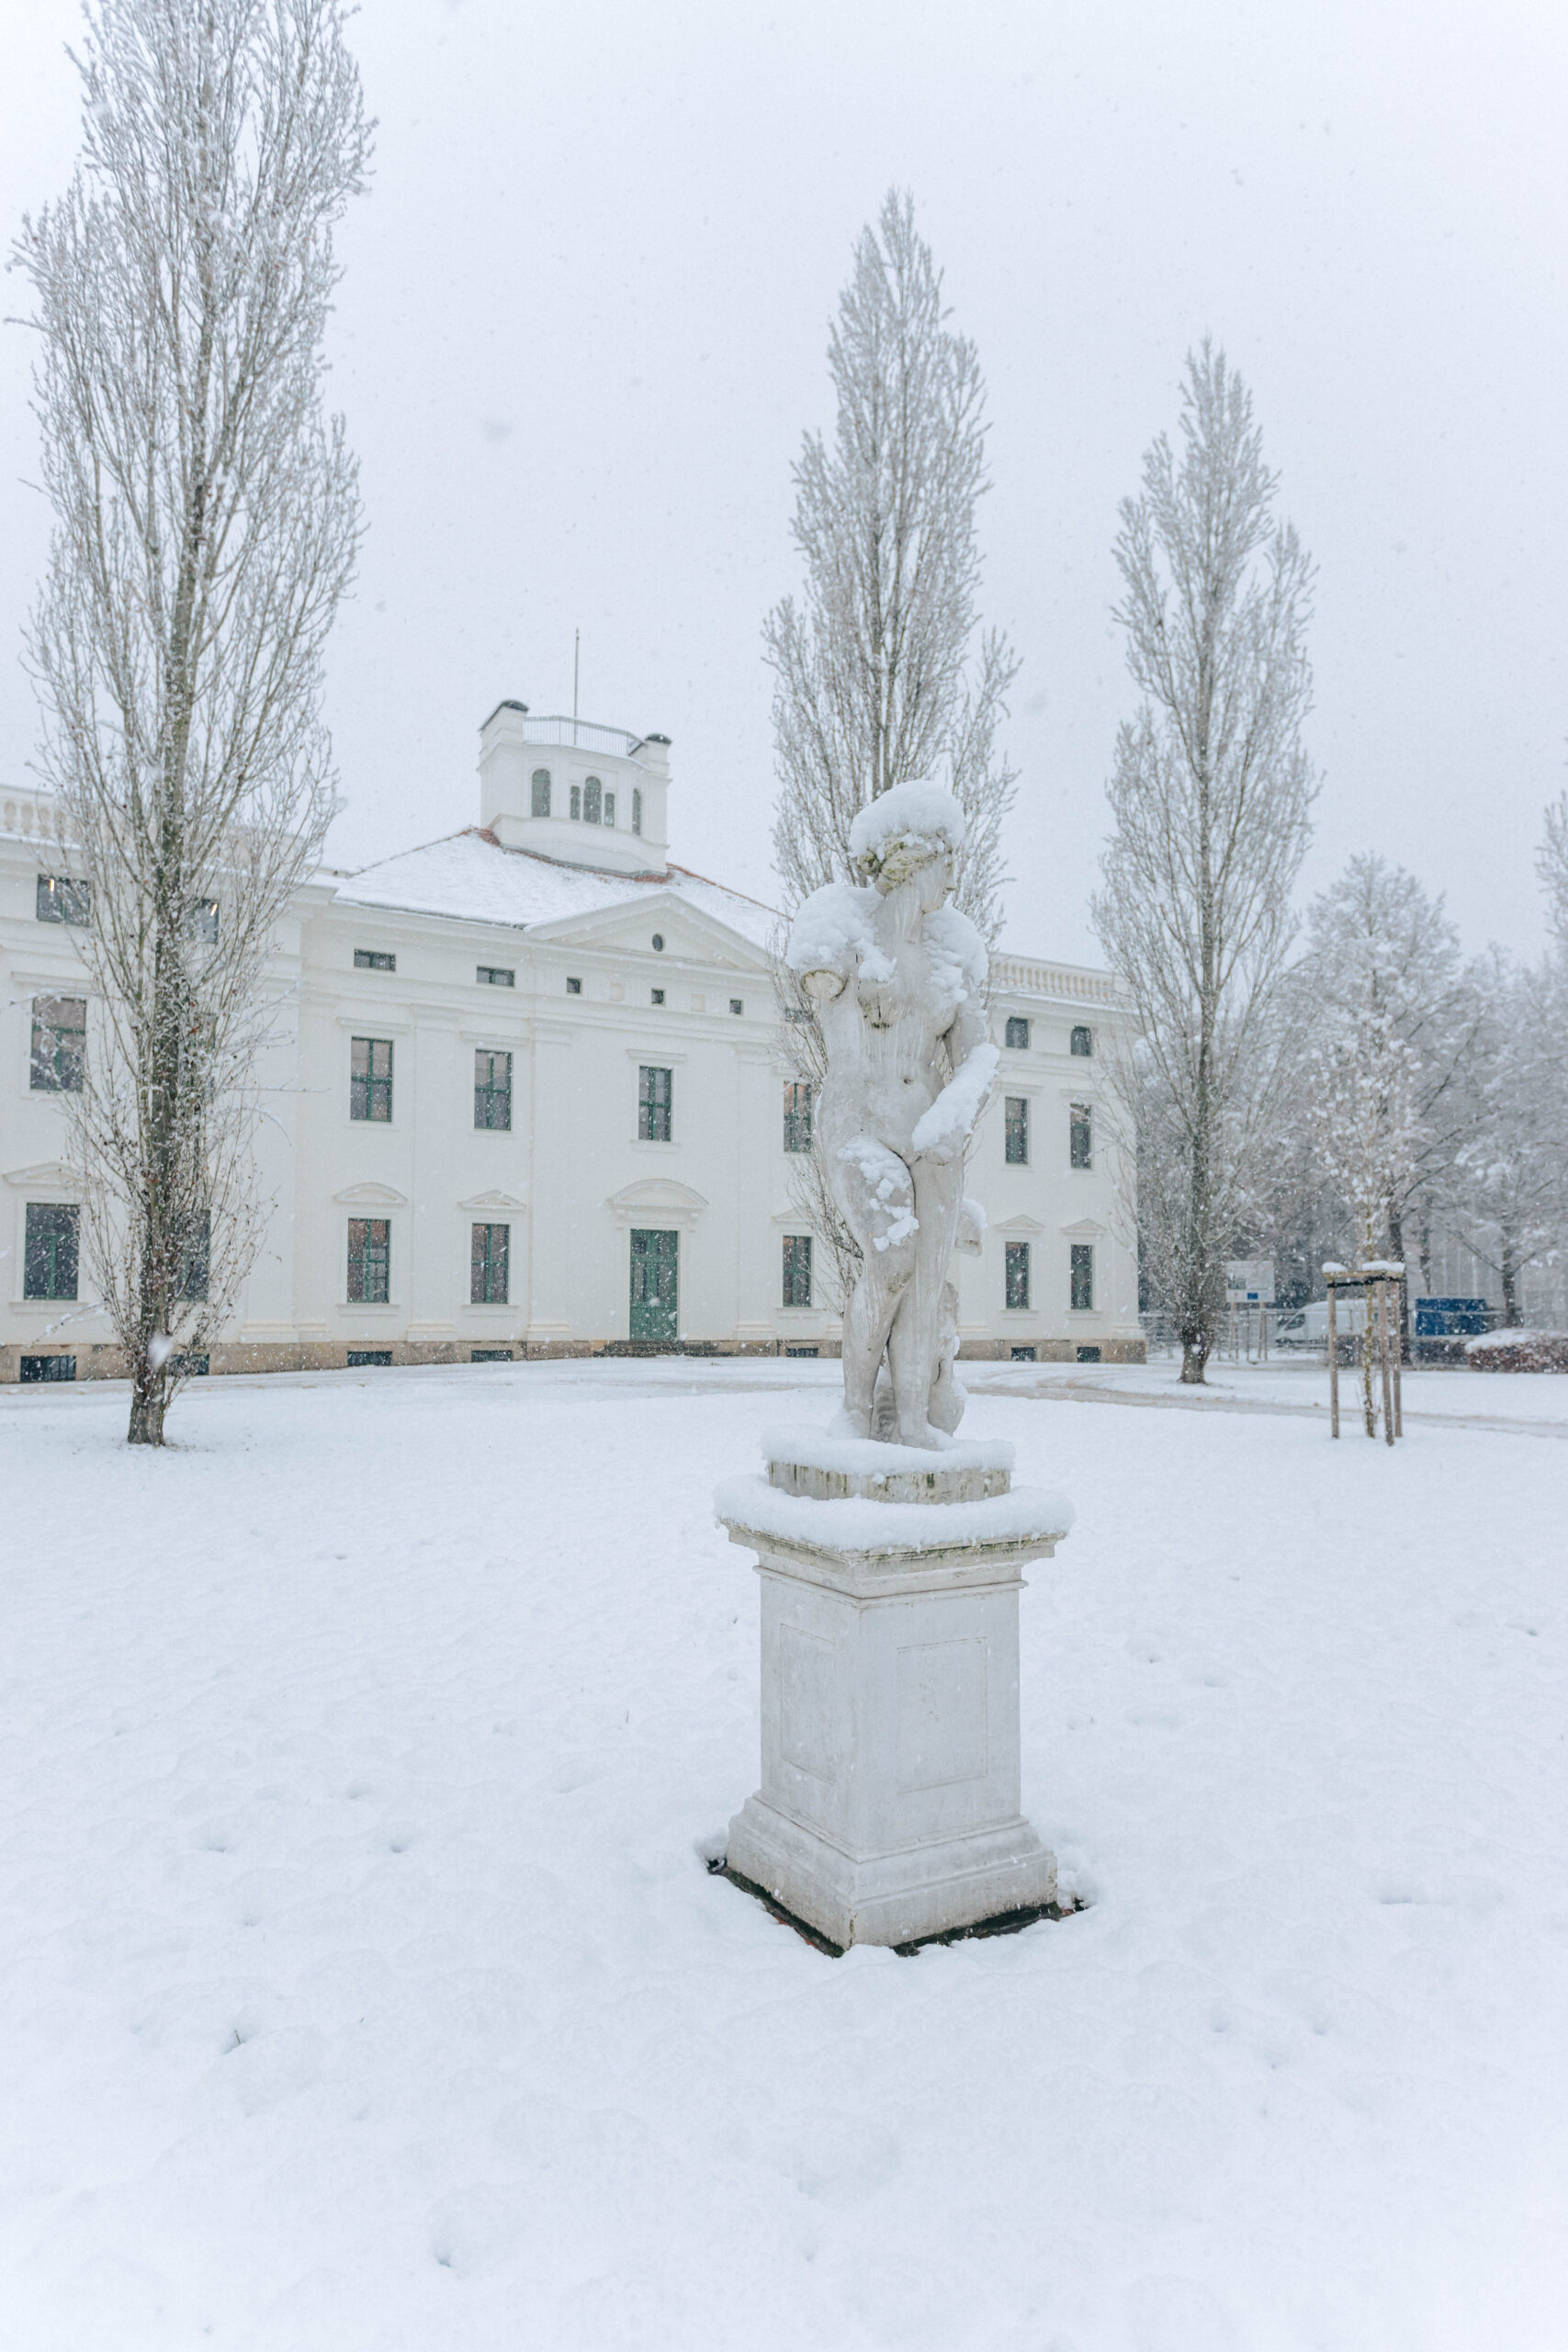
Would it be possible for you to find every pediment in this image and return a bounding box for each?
[525,891,771,972]
[457,1188,528,1211]
[4,1160,77,1190]
[333,1181,409,1207]
[992,1214,1045,1234]
[1061,1217,1106,1239]
[605,1177,709,1227]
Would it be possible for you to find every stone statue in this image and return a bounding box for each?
[787,781,998,1450]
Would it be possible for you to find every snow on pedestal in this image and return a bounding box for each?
[716,1430,1071,1948]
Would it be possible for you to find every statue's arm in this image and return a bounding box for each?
[911,989,999,1165]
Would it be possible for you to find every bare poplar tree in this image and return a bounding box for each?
[16,0,369,1442]
[1094,342,1315,1383]
[764,188,1018,937]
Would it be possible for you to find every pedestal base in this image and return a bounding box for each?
[716,1427,1072,1951]
[727,1792,1057,1951]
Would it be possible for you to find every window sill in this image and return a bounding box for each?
[335,1301,400,1315]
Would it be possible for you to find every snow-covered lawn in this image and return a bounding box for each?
[2,1362,1564,2350]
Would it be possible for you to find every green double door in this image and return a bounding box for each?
[630,1227,679,1340]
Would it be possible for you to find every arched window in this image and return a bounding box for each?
[583,775,603,825]
[632,788,643,837]
[604,790,616,828]
[1070,1024,1093,1057]
[531,768,551,818]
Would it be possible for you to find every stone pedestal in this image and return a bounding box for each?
[715,1428,1071,1950]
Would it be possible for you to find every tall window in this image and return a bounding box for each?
[783,1081,813,1153]
[36,876,91,925]
[570,784,581,820]
[1070,1025,1093,1057]
[1005,1241,1031,1310]
[350,1037,393,1122]
[1005,1016,1030,1049]
[531,768,551,817]
[347,1218,390,1304]
[178,1210,211,1302]
[470,1222,510,1305]
[783,1234,812,1307]
[1070,1102,1093,1169]
[1005,1096,1029,1164]
[632,788,643,836]
[583,776,603,824]
[604,791,615,828]
[29,996,85,1092]
[638,1064,673,1142]
[24,1203,79,1299]
[474,1049,513,1131]
[1070,1243,1094,1311]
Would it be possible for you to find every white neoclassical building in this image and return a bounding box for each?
[1,703,1145,1381]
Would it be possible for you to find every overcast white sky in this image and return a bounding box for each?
[3,0,1565,963]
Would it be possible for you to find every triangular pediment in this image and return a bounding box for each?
[457,1188,528,1211]
[992,1213,1046,1234]
[1061,1217,1106,1238]
[333,1181,409,1207]
[525,891,770,971]
[4,1160,77,1190]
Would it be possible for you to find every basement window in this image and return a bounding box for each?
[354,949,395,972]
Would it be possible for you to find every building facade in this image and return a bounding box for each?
[2,706,1145,1381]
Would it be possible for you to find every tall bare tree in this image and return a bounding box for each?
[1094,342,1315,1383]
[1540,788,1568,949]
[16,0,369,1442]
[764,187,1018,937]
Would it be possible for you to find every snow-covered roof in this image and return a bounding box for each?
[330,830,779,949]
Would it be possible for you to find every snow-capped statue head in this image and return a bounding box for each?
[848,780,964,894]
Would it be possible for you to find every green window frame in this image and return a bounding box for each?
[29,995,86,1092]
[350,1036,393,1121]
[570,784,582,820]
[1070,1242,1094,1312]
[783,1081,813,1154]
[1070,1102,1093,1170]
[531,767,552,817]
[474,1048,513,1131]
[1004,1016,1030,1049]
[354,948,395,971]
[347,1217,390,1305]
[470,1221,510,1305]
[477,965,514,988]
[638,1064,673,1142]
[24,1203,80,1300]
[1005,1240,1031,1310]
[783,1234,812,1308]
[1070,1025,1094,1057]
[583,776,603,824]
[1004,1096,1029,1164]
[631,788,643,836]
[36,876,91,925]
[604,790,616,828]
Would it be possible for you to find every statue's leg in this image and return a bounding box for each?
[832,1137,917,1437]
[888,1159,963,1445]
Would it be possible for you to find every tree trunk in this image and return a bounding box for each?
[1500,1230,1519,1327]
[1388,1208,1411,1363]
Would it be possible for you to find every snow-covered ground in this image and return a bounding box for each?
[2,1360,1564,2350]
